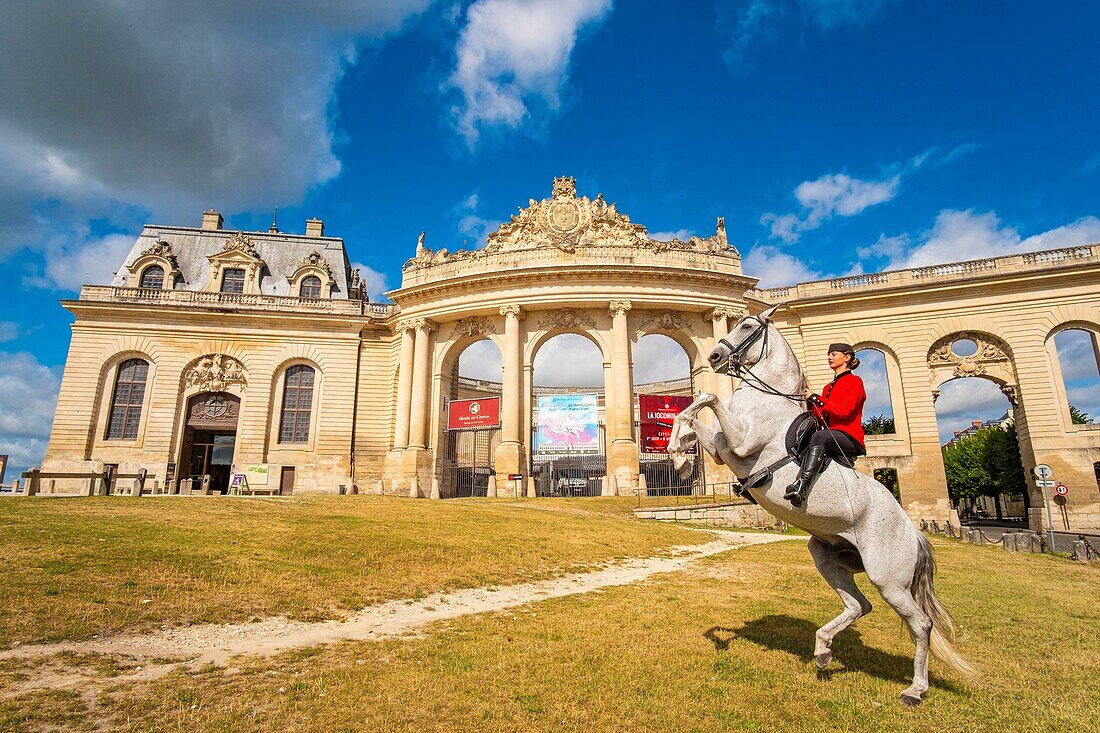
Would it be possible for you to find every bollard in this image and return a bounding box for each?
[1072,540,1089,563]
[1028,532,1045,554]
[136,468,147,496]
[970,529,982,544]
[1002,532,1018,552]
[200,474,212,495]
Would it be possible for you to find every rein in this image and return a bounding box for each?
[719,318,804,404]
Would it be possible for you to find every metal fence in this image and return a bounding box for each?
[440,428,500,499]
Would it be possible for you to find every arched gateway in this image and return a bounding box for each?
[38,178,1100,531]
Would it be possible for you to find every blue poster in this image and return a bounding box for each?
[536,394,599,454]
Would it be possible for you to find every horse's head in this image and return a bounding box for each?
[708,303,783,374]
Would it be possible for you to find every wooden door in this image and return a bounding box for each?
[279,466,295,496]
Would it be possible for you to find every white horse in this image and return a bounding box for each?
[667,305,975,706]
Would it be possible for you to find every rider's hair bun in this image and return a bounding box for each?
[849,355,861,370]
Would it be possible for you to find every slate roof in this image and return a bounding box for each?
[110,225,352,298]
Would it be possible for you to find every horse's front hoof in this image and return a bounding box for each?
[900,693,922,708]
[814,653,832,669]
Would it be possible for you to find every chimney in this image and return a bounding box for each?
[306,217,324,238]
[202,209,223,230]
[971,420,982,428]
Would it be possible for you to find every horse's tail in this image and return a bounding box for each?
[912,533,978,677]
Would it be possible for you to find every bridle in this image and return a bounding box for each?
[718,317,805,404]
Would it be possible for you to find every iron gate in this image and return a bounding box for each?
[440,428,499,499]
[530,425,607,497]
[639,432,703,496]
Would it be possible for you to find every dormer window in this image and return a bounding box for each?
[140,265,165,290]
[300,275,322,299]
[221,268,246,294]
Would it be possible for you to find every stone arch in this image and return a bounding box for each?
[1044,320,1100,431]
[631,320,709,374]
[927,330,1018,404]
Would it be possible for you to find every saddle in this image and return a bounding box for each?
[734,412,861,504]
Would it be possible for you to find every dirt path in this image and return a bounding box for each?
[0,530,797,698]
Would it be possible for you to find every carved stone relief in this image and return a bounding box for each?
[221,231,260,258]
[450,316,497,339]
[638,309,689,331]
[927,331,1018,404]
[185,354,247,393]
[536,308,596,330]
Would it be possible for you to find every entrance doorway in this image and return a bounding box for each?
[179,392,240,494]
[530,334,606,497]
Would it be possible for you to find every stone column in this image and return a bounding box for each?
[495,305,526,496]
[607,300,639,494]
[407,318,437,450]
[392,321,416,450]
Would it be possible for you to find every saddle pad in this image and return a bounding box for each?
[784,411,859,469]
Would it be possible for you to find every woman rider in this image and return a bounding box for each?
[784,343,867,507]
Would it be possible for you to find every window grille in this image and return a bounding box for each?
[106,359,149,440]
[221,268,245,293]
[278,365,315,443]
[300,275,322,299]
[140,265,164,289]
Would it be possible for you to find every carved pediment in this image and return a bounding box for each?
[215,232,262,261]
[288,250,333,282]
[185,354,247,393]
[403,178,737,270]
[928,331,1018,403]
[639,310,689,331]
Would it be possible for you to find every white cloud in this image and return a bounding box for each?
[0,351,62,477]
[934,377,1011,442]
[457,339,503,380]
[763,171,900,242]
[743,244,822,287]
[649,229,694,242]
[349,262,390,302]
[454,191,502,247]
[854,347,893,419]
[1052,329,1100,381]
[633,334,691,384]
[0,322,18,343]
[873,210,1100,270]
[447,0,613,146]
[0,1,431,256]
[26,233,135,292]
[720,0,887,69]
[532,333,604,386]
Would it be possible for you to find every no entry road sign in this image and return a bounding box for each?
[1056,484,1069,496]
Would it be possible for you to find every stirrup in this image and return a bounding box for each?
[784,480,808,507]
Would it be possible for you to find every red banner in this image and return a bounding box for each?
[447,397,501,430]
[639,394,693,453]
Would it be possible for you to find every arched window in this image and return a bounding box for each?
[221,268,246,294]
[106,359,149,440]
[299,275,322,299]
[140,265,164,289]
[279,365,315,443]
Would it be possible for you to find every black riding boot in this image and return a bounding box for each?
[784,445,826,507]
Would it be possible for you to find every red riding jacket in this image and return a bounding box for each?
[807,370,867,447]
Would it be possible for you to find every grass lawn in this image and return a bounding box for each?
[1,520,1097,731]
[0,495,699,646]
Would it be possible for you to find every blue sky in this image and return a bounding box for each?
[2,0,1099,474]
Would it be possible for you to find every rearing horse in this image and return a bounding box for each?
[667,304,975,706]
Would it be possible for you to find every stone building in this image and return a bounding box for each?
[39,177,1100,530]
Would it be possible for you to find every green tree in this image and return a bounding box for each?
[1070,405,1091,424]
[943,424,1029,519]
[863,413,896,435]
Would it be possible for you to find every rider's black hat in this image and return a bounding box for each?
[827,342,854,355]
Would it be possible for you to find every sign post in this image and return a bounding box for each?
[1032,464,1056,552]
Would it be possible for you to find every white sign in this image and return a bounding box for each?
[1033,464,1053,479]
[1055,484,1069,496]
[1036,479,1056,488]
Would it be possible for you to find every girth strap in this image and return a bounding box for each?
[733,454,796,505]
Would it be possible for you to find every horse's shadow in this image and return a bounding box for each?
[706,615,961,689]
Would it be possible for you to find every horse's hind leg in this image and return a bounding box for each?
[808,537,873,669]
[864,552,933,706]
